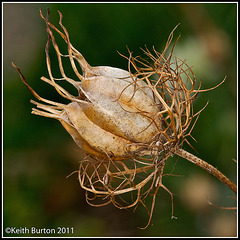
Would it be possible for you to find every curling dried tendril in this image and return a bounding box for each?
[12,9,236,229]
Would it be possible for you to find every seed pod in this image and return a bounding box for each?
[14,10,233,230]
[32,66,161,160]
[14,10,162,161]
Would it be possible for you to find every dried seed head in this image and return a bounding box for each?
[13,10,218,228]
[24,9,165,161]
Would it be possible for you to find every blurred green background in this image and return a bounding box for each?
[3,3,237,237]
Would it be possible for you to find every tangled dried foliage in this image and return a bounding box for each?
[12,9,236,229]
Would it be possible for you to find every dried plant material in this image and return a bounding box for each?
[12,9,237,229]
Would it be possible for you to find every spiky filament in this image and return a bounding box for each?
[12,9,236,229]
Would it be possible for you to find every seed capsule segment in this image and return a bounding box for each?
[64,101,144,160]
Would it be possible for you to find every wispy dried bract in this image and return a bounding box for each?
[11,9,202,229]
[12,9,236,229]
[82,27,206,227]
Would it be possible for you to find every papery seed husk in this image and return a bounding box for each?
[82,75,159,114]
[63,102,146,159]
[81,76,161,141]
[81,93,160,143]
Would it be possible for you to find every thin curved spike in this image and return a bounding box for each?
[12,62,64,108]
[193,76,226,93]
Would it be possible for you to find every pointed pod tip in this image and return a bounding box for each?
[11,62,21,73]
[57,10,63,21]
[11,61,16,68]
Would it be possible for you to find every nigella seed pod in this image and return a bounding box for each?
[13,9,161,161]
[11,9,199,227]
[13,9,236,229]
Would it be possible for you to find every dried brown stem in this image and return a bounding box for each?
[174,148,237,194]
